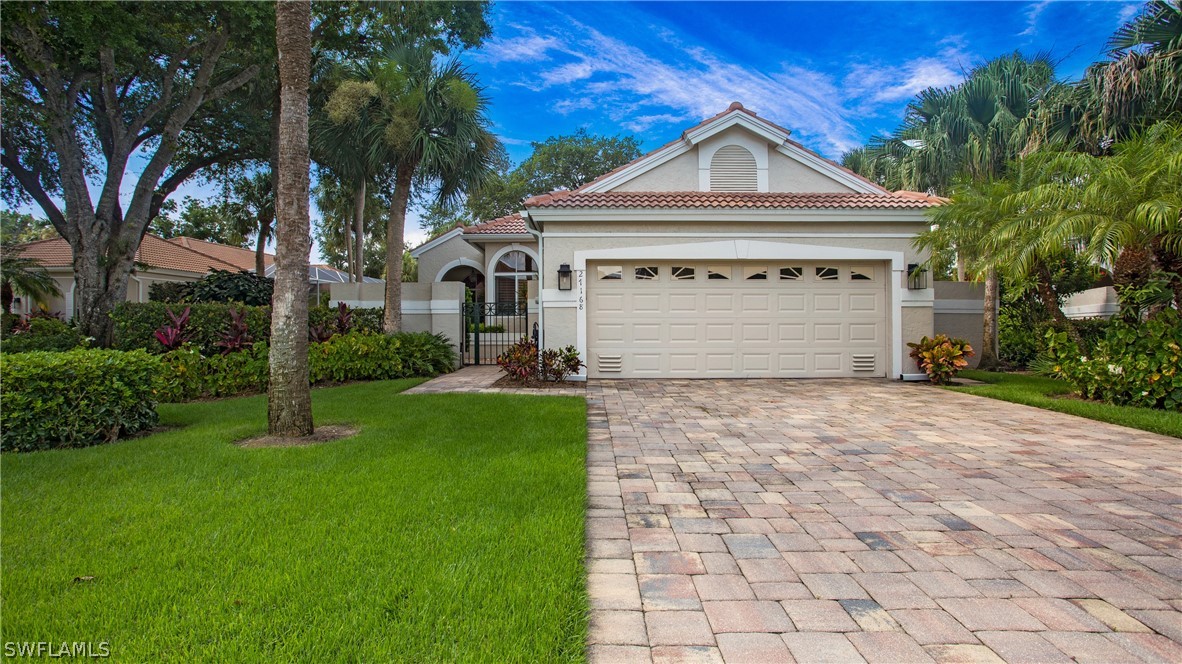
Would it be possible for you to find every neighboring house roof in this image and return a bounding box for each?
[462,213,529,235]
[522,191,936,210]
[893,190,948,205]
[573,102,890,196]
[264,263,383,284]
[17,235,244,274]
[166,236,274,270]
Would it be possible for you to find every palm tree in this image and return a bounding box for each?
[1003,121,1182,309]
[850,53,1058,368]
[0,244,61,313]
[224,170,275,276]
[269,0,313,437]
[313,72,387,283]
[1033,1,1181,153]
[327,42,498,333]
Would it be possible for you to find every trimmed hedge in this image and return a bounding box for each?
[1,349,160,451]
[111,302,384,355]
[156,331,456,402]
[0,317,86,354]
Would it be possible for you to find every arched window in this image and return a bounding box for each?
[494,250,537,309]
[709,144,757,191]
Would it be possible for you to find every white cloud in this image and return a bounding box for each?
[478,28,560,64]
[1019,0,1052,37]
[492,19,866,155]
[1116,3,1140,25]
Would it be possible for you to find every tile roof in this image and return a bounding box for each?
[572,102,890,195]
[523,191,936,210]
[892,190,948,205]
[462,213,529,235]
[18,235,246,274]
[166,236,273,270]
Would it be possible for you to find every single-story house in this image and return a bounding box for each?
[14,234,374,317]
[411,102,972,380]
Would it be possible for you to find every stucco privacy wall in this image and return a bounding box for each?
[329,281,464,364]
[933,281,987,368]
[416,233,484,284]
[1062,285,1118,320]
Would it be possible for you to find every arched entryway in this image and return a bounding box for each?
[435,259,486,302]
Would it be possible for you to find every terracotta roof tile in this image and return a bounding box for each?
[523,191,934,210]
[18,235,245,274]
[463,213,529,235]
[166,236,273,270]
[893,190,948,205]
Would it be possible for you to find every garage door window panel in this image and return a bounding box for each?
[743,266,768,280]
[635,266,659,281]
[707,265,731,280]
[779,266,803,280]
[597,265,623,280]
[816,267,840,281]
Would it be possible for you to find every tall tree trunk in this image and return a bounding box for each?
[268,0,313,437]
[344,213,355,283]
[956,253,967,282]
[1035,262,1084,347]
[977,268,1001,370]
[383,166,413,333]
[1,281,14,313]
[254,214,271,276]
[1151,235,1182,310]
[353,180,366,282]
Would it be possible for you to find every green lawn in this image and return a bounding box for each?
[1,379,589,662]
[949,370,1182,438]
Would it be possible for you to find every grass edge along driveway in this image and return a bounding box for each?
[1,379,589,662]
[949,369,1182,438]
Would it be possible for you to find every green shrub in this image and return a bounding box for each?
[0,315,85,354]
[189,269,274,305]
[148,280,194,303]
[908,335,975,385]
[154,332,454,402]
[1,349,160,451]
[113,302,384,354]
[389,332,457,377]
[157,344,270,401]
[1042,309,1182,410]
[1000,311,1112,369]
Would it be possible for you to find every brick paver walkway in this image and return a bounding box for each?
[585,379,1182,663]
[404,365,585,396]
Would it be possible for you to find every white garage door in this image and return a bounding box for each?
[587,261,888,378]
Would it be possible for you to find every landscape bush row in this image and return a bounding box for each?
[497,338,585,384]
[110,301,384,354]
[1040,310,1182,411]
[1,331,456,452]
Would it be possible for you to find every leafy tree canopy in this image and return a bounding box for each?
[419,129,644,237]
[1,210,57,244]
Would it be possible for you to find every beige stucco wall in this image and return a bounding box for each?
[902,305,934,374]
[605,125,859,195]
[414,233,485,284]
[933,281,986,369]
[610,151,699,192]
[15,268,201,318]
[768,153,857,193]
[1062,285,1117,319]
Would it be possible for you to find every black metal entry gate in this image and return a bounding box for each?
[461,302,531,365]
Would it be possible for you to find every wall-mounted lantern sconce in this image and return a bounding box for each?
[557,263,573,291]
[907,263,929,290]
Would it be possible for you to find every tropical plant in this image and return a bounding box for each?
[154,307,191,351]
[215,306,254,355]
[189,269,274,305]
[908,335,975,385]
[269,0,314,436]
[223,171,276,276]
[1033,1,1182,154]
[1000,121,1182,309]
[323,41,499,333]
[497,337,539,383]
[0,243,61,313]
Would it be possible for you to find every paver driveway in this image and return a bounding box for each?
[585,379,1182,663]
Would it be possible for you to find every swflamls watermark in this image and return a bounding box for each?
[3,642,111,658]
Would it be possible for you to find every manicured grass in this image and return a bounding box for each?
[1,379,588,661]
[948,370,1182,438]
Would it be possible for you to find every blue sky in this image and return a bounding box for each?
[470,0,1140,165]
[8,1,1143,252]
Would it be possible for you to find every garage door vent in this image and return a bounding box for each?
[709,145,758,191]
[852,354,876,372]
[597,354,623,373]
